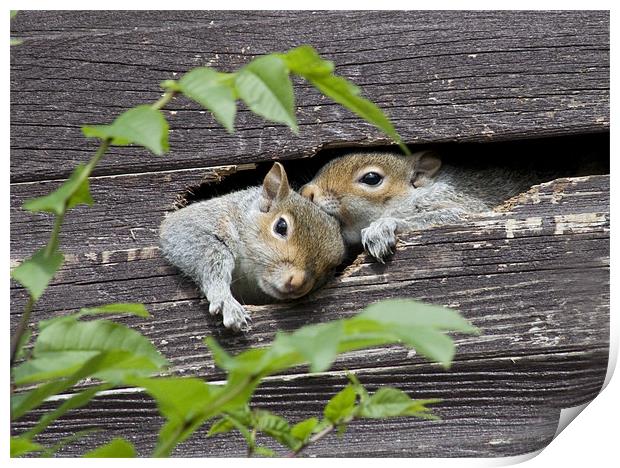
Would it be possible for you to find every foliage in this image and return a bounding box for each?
[10,36,474,458]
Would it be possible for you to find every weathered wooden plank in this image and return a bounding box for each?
[9,134,609,258]
[10,10,609,182]
[13,348,606,457]
[11,176,609,383]
[10,169,609,456]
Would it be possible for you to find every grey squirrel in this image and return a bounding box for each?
[301,151,555,262]
[160,162,345,331]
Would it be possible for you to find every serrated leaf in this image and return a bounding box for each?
[13,350,100,385]
[253,409,298,449]
[290,417,319,443]
[34,318,167,374]
[84,438,136,458]
[235,55,297,132]
[11,436,43,457]
[24,164,94,215]
[11,248,64,301]
[324,385,357,424]
[308,73,409,154]
[359,387,440,419]
[207,417,235,437]
[14,316,168,386]
[254,445,276,457]
[78,303,150,318]
[281,45,334,77]
[179,68,237,132]
[288,321,343,372]
[82,105,169,155]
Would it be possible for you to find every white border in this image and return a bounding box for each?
[5,2,616,466]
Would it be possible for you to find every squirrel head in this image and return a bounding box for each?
[253,162,345,301]
[300,151,441,244]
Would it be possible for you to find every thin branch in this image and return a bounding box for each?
[286,423,336,458]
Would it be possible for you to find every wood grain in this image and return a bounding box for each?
[10,10,609,458]
[11,175,610,457]
[10,10,609,182]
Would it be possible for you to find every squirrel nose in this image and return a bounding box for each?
[300,184,321,203]
[284,270,307,293]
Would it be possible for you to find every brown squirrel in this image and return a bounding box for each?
[301,150,554,262]
[160,163,345,331]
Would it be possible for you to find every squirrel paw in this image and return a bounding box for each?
[361,219,398,263]
[220,297,252,332]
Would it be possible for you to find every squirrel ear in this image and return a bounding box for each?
[260,162,291,212]
[411,151,442,187]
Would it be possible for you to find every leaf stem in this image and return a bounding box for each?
[9,297,35,366]
[151,90,177,111]
[10,138,112,369]
[286,423,336,457]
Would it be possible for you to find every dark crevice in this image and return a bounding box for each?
[176,132,609,207]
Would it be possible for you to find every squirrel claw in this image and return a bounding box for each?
[361,220,398,263]
[221,297,252,332]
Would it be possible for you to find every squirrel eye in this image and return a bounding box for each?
[359,172,383,186]
[274,217,288,237]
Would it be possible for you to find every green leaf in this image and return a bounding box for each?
[360,299,478,333]
[324,385,357,424]
[11,350,161,420]
[207,417,235,437]
[253,409,298,449]
[14,316,168,386]
[11,38,23,46]
[134,377,220,422]
[13,350,100,385]
[290,417,319,443]
[12,379,78,421]
[254,446,276,457]
[26,384,113,438]
[135,376,224,456]
[11,248,64,301]
[33,318,167,379]
[11,436,43,457]
[35,318,166,367]
[359,387,440,420]
[82,105,169,155]
[288,321,343,372]
[84,438,136,458]
[281,45,334,77]
[308,73,409,154]
[396,328,456,368]
[78,303,150,318]
[11,10,18,19]
[235,55,298,133]
[179,68,237,133]
[346,372,369,405]
[24,164,94,215]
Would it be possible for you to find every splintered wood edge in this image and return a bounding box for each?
[495,175,600,212]
[172,163,257,210]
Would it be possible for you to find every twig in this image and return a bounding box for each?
[286,423,336,458]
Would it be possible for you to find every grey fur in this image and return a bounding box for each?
[160,168,345,332]
[305,151,553,263]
